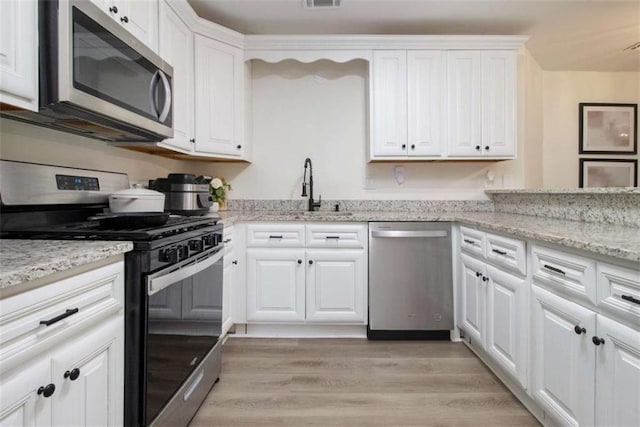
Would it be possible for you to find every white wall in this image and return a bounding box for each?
[542,71,640,188]
[0,118,217,183]
[209,58,530,201]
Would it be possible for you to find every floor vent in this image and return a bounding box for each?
[303,0,342,9]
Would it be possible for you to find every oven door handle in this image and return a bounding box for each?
[147,249,223,296]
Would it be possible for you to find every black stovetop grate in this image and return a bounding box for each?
[3,216,218,241]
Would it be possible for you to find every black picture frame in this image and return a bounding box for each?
[579,158,638,188]
[579,103,637,154]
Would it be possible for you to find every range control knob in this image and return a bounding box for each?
[189,239,204,252]
[177,245,189,261]
[213,233,223,246]
[202,234,215,247]
[159,247,178,263]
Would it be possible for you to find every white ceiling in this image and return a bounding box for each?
[187,0,640,72]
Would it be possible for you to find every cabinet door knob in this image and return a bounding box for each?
[64,368,81,381]
[109,5,118,14]
[308,260,314,265]
[484,146,490,151]
[482,276,489,282]
[297,259,302,264]
[574,326,586,335]
[37,384,55,398]
[475,271,482,277]
[120,16,129,23]
[190,138,195,143]
[475,145,481,151]
[592,336,605,346]
[401,144,407,150]
[410,144,416,150]
[236,144,242,150]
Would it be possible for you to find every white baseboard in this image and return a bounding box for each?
[234,323,367,338]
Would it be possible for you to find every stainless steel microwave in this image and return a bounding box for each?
[1,0,173,142]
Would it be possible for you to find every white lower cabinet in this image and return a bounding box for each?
[460,253,486,347]
[595,315,640,427]
[306,250,366,323]
[246,249,306,322]
[531,285,596,427]
[0,261,124,427]
[244,223,368,325]
[485,265,528,388]
[222,226,236,336]
[50,318,123,427]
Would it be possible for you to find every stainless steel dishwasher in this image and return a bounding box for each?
[368,222,453,339]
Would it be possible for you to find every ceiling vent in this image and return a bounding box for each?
[623,41,640,51]
[303,0,342,9]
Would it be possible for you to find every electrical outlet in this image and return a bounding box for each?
[363,175,376,190]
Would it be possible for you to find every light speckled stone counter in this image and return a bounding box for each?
[0,240,133,291]
[215,210,640,263]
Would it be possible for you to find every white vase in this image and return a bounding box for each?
[210,202,220,212]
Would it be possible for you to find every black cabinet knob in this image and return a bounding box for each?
[64,368,81,381]
[592,336,605,346]
[120,16,129,23]
[482,276,489,282]
[475,272,482,277]
[401,144,407,149]
[475,145,481,151]
[308,260,314,265]
[297,259,302,264]
[109,5,118,14]
[190,138,195,143]
[574,326,586,335]
[232,260,238,265]
[37,384,55,398]
[236,145,242,149]
[410,144,416,150]
[485,146,490,151]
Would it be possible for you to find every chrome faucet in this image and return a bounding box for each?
[301,158,321,211]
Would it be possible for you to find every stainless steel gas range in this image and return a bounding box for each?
[0,160,223,427]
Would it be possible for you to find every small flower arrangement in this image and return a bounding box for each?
[209,177,232,203]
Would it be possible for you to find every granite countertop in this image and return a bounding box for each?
[216,210,640,263]
[0,240,133,291]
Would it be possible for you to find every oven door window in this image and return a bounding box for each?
[145,252,222,424]
[72,7,172,126]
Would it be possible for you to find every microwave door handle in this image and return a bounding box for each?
[157,71,172,122]
[149,70,160,118]
[147,249,222,296]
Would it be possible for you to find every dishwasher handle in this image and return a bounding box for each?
[371,230,448,238]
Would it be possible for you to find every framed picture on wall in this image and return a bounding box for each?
[579,103,637,154]
[579,159,638,188]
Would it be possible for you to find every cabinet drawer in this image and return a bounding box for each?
[306,224,367,248]
[597,262,640,325]
[460,226,485,258]
[485,232,526,275]
[0,262,124,370]
[246,224,305,248]
[531,245,596,305]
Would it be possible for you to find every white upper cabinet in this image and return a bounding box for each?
[0,0,38,111]
[370,50,444,159]
[194,35,245,158]
[407,51,445,157]
[447,50,516,158]
[158,2,194,152]
[371,51,407,157]
[92,0,158,52]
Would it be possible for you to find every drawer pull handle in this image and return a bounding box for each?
[463,239,476,245]
[37,384,55,398]
[223,239,232,244]
[621,294,640,305]
[326,236,340,240]
[592,336,605,346]
[492,249,507,255]
[574,326,586,335]
[64,368,81,381]
[269,235,283,239]
[39,308,79,326]
[543,264,566,275]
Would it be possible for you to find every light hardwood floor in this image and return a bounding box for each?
[190,338,540,427]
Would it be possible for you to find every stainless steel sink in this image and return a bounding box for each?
[290,211,353,216]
